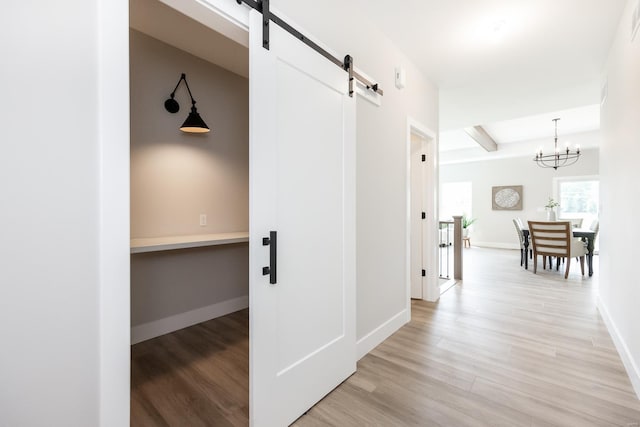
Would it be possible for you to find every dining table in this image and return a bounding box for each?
[521,227,596,276]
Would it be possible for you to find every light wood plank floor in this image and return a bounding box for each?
[296,248,640,426]
[132,248,640,426]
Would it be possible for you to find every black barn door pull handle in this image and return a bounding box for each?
[262,231,277,284]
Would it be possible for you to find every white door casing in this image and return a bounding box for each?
[406,119,438,303]
[249,10,356,427]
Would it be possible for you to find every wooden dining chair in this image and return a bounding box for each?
[527,220,587,278]
[512,218,531,267]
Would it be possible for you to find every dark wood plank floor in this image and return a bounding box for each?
[131,248,640,426]
[131,309,249,427]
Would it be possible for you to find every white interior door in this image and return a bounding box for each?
[410,134,425,299]
[249,10,356,427]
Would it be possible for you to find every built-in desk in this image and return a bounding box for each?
[130,232,249,254]
[130,231,249,343]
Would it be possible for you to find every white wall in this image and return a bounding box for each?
[440,151,599,248]
[441,78,599,131]
[0,1,437,424]
[0,1,130,426]
[599,0,640,397]
[129,30,248,340]
[272,0,439,346]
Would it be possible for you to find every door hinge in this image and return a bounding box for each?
[422,269,426,277]
[421,154,426,162]
[422,211,426,219]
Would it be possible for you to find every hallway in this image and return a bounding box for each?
[296,248,640,426]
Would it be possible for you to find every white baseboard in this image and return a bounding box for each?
[439,279,457,295]
[131,295,249,344]
[356,309,408,360]
[472,241,519,250]
[597,297,640,398]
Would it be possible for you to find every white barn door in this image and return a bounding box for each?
[248,9,356,427]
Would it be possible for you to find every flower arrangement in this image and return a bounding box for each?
[545,198,560,210]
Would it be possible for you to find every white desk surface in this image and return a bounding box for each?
[130,231,249,254]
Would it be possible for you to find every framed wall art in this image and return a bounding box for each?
[492,185,523,210]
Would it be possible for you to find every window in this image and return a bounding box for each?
[555,176,599,226]
[440,181,472,221]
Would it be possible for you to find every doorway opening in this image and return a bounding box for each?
[128,1,359,424]
[129,0,250,424]
[407,119,438,303]
[409,132,427,300]
[438,181,471,292]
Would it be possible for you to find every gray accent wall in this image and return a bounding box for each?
[130,29,249,328]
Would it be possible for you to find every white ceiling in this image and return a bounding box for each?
[354,1,620,160]
[485,104,600,144]
[439,104,601,165]
[130,0,249,78]
[357,0,625,129]
[440,103,600,151]
[358,0,624,89]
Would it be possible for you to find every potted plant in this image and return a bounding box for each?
[461,214,476,238]
[545,197,559,221]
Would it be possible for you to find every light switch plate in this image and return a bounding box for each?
[395,67,406,89]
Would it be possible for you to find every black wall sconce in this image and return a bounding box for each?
[164,73,210,133]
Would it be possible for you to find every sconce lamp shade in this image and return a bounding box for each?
[180,107,210,133]
[164,73,211,134]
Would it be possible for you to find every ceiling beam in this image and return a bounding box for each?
[463,126,498,152]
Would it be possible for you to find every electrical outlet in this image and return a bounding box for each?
[199,214,207,226]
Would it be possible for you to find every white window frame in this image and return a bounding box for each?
[552,175,600,221]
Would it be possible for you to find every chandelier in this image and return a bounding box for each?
[534,118,580,170]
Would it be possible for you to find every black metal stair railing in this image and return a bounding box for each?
[438,220,454,280]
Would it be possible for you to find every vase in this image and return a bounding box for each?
[547,210,556,221]
[463,228,469,238]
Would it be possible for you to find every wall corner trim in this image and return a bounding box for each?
[597,297,640,399]
[131,295,249,344]
[356,309,408,360]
